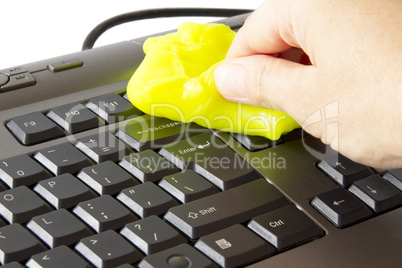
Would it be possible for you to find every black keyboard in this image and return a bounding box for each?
[0,14,401,268]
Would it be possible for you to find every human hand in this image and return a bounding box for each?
[214,0,402,168]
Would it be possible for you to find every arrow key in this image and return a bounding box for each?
[27,245,89,268]
[311,187,373,228]
[349,175,402,213]
[317,154,374,187]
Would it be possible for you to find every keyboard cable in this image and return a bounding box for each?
[81,7,253,51]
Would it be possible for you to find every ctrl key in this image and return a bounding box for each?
[139,244,218,268]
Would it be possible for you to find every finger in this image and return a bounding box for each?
[226,0,302,59]
[214,53,318,125]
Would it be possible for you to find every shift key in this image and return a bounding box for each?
[164,178,289,239]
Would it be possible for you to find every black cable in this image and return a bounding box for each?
[82,8,253,50]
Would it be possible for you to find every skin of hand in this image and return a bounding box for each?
[214,0,402,169]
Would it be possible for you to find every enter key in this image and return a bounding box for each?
[160,132,260,190]
[164,179,289,239]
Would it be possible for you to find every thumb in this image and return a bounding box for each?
[214,54,316,124]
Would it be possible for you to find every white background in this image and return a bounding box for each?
[0,0,263,69]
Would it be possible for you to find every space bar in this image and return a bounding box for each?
[164,179,289,239]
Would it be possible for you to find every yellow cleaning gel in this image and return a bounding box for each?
[127,22,299,140]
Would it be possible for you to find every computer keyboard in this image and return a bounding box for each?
[0,14,401,268]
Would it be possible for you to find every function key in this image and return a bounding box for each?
[248,204,324,251]
[47,102,103,134]
[6,112,64,145]
[311,187,373,228]
[195,224,275,268]
[34,143,92,175]
[317,154,374,187]
[0,154,51,188]
[86,93,142,123]
[348,175,402,213]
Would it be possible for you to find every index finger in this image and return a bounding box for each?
[226,0,301,59]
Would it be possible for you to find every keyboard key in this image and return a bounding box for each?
[0,186,52,224]
[0,224,46,265]
[26,245,90,268]
[165,179,289,239]
[116,265,134,268]
[34,143,92,175]
[117,182,179,218]
[119,150,179,183]
[311,187,373,228]
[47,102,103,134]
[120,215,187,255]
[27,209,93,248]
[248,204,324,250]
[75,132,129,163]
[115,114,203,151]
[160,132,260,190]
[159,170,219,203]
[34,173,97,209]
[231,132,283,151]
[317,154,374,187]
[6,112,64,145]
[348,175,402,213]
[1,262,24,268]
[195,224,275,268]
[75,230,143,268]
[383,169,402,191]
[0,154,51,188]
[0,181,8,193]
[73,195,138,232]
[139,243,217,268]
[86,93,142,123]
[77,161,137,195]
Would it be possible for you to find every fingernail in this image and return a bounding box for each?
[214,60,247,101]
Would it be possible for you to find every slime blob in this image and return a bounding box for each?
[127,22,299,140]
